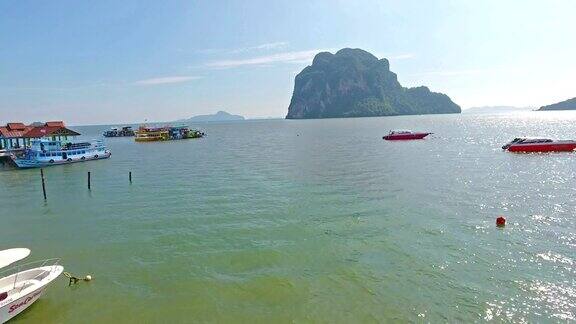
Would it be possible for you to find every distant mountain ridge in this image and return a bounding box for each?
[286,48,461,119]
[183,111,245,122]
[538,97,576,111]
[463,106,533,114]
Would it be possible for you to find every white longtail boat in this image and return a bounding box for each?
[0,248,63,323]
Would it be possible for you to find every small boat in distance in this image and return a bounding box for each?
[383,130,432,140]
[0,248,63,323]
[11,139,111,168]
[135,125,205,142]
[103,126,135,137]
[502,138,576,152]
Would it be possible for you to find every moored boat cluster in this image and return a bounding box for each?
[134,125,205,142]
[0,121,206,169]
[103,126,135,137]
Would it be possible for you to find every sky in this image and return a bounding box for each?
[0,0,575,125]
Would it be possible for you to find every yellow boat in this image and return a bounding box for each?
[134,125,205,142]
[134,127,169,142]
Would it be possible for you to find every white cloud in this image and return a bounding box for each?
[230,42,289,53]
[205,49,327,69]
[410,69,492,77]
[388,53,416,60]
[134,76,201,85]
[195,42,289,55]
[368,52,416,60]
[205,49,414,69]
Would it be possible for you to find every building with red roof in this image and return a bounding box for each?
[0,124,31,139]
[45,121,65,127]
[0,121,80,153]
[22,124,80,139]
[6,123,26,130]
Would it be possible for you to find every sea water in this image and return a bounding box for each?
[1,111,575,322]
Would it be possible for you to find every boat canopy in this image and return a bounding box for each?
[0,248,30,269]
[515,138,553,144]
[389,130,413,134]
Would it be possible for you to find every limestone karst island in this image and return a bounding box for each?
[286,48,461,119]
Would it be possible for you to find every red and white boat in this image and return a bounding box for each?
[383,130,432,140]
[502,138,576,152]
[0,248,63,323]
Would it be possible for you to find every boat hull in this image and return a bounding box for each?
[0,265,63,323]
[507,143,576,152]
[134,137,167,142]
[103,134,134,138]
[383,133,431,140]
[12,152,111,168]
[0,287,46,323]
[135,133,204,142]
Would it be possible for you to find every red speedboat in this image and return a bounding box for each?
[502,138,576,152]
[383,130,432,140]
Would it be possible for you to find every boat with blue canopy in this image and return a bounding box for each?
[11,138,111,168]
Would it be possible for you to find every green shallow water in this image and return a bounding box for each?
[1,112,575,322]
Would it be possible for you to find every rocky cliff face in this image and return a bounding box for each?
[286,48,461,119]
[539,97,576,111]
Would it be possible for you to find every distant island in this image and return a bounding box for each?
[286,48,461,119]
[463,106,533,114]
[538,97,576,111]
[183,111,245,122]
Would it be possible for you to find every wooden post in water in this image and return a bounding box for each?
[40,169,47,200]
[88,171,91,190]
[129,171,132,183]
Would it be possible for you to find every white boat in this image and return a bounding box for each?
[11,138,111,169]
[103,126,135,137]
[0,248,63,323]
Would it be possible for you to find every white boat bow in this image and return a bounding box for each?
[0,249,30,269]
[0,250,63,323]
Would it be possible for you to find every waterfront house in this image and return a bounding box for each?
[22,121,80,143]
[0,121,80,154]
[0,123,30,153]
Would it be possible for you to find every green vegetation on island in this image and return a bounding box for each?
[286,48,461,119]
[538,97,576,111]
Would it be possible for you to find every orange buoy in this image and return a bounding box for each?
[496,216,506,227]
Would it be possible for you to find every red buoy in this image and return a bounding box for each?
[496,216,506,227]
